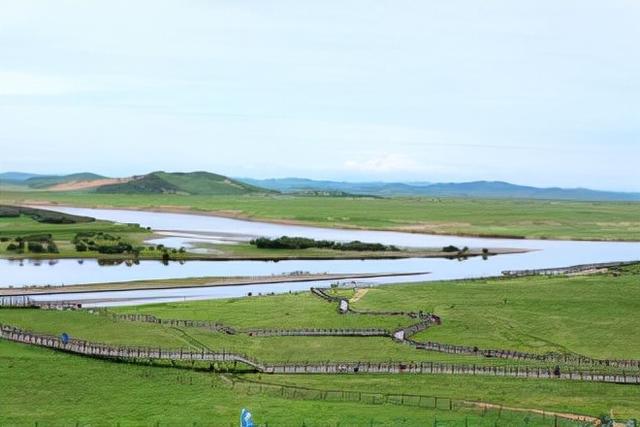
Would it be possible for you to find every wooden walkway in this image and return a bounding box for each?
[2,324,640,384]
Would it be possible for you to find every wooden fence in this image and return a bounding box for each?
[310,287,640,370]
[0,295,81,310]
[111,313,236,334]
[502,261,638,277]
[110,313,390,337]
[2,324,639,384]
[227,376,599,426]
[404,339,640,370]
[243,327,389,337]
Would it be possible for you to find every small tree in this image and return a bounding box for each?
[27,242,45,253]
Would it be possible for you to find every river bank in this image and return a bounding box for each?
[0,272,428,296]
[14,198,640,242]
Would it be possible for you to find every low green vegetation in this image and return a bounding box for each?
[0,204,93,224]
[2,191,639,240]
[351,269,640,360]
[1,341,588,426]
[251,236,399,251]
[1,267,639,423]
[0,211,154,260]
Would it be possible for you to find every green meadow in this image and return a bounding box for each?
[2,267,639,424]
[1,340,591,426]
[2,190,640,240]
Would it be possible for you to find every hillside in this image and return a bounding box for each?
[241,178,640,201]
[23,173,106,189]
[95,171,272,195]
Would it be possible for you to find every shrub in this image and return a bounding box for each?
[27,242,45,253]
[251,236,396,252]
[75,243,88,252]
[442,245,460,252]
[6,243,18,251]
[46,242,59,253]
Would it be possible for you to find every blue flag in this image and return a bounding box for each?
[240,408,254,427]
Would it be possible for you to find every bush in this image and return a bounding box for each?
[442,245,460,252]
[75,243,88,252]
[0,237,9,242]
[6,243,18,251]
[250,236,396,252]
[96,242,133,254]
[46,242,59,253]
[27,242,45,253]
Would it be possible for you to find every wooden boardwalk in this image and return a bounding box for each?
[2,324,640,384]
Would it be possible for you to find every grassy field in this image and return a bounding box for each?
[2,268,640,424]
[2,190,639,240]
[1,341,590,426]
[352,272,640,359]
[0,305,552,367]
[2,269,638,363]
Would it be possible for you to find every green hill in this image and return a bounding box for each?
[95,171,273,195]
[25,173,106,189]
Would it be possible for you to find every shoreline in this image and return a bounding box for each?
[0,247,527,262]
[17,200,640,243]
[0,271,429,296]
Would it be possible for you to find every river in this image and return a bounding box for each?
[1,206,638,306]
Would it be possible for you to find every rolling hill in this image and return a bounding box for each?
[23,173,106,189]
[95,171,272,195]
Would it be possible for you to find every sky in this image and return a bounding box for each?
[1,1,639,191]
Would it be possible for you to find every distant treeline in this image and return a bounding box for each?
[3,233,59,254]
[250,236,399,252]
[0,205,94,224]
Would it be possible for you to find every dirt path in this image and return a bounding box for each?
[468,401,601,425]
[350,288,370,303]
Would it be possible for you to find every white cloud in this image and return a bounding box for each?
[344,154,421,173]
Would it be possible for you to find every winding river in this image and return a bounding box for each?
[1,206,638,306]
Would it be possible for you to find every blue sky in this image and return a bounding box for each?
[1,1,639,191]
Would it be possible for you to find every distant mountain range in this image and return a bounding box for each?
[1,171,639,201]
[0,171,270,196]
[95,171,268,195]
[239,177,640,201]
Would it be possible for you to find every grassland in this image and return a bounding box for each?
[2,268,640,424]
[351,272,640,359]
[2,190,639,240]
[2,341,591,426]
[2,269,639,362]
